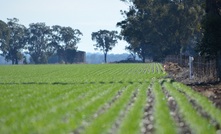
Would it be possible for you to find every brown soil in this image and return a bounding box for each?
[191,83,221,109]
[163,62,221,109]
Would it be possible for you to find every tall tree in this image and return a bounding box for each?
[118,0,204,61]
[51,25,82,63]
[61,27,82,64]
[117,6,157,62]
[61,27,82,50]
[198,0,221,78]
[1,18,26,64]
[26,23,52,64]
[91,30,121,63]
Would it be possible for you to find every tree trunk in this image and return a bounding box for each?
[216,51,221,81]
[12,59,15,65]
[142,57,145,63]
[104,52,107,63]
[15,58,18,64]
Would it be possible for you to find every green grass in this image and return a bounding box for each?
[0,63,221,134]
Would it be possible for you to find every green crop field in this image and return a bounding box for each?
[0,63,221,134]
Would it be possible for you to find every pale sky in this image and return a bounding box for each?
[0,0,130,54]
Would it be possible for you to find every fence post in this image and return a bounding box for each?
[189,56,194,79]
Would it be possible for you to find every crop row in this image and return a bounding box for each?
[173,82,221,126]
[164,82,217,133]
[0,63,221,134]
[152,81,176,133]
[1,83,220,133]
[0,63,164,84]
[0,83,125,133]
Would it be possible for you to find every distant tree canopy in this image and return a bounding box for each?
[0,18,82,64]
[26,23,52,64]
[91,30,121,63]
[117,0,204,62]
[0,18,26,64]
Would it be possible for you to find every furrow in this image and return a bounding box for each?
[71,84,125,134]
[152,81,177,134]
[172,82,221,132]
[162,87,191,134]
[28,84,110,125]
[80,84,136,134]
[109,87,139,134]
[142,88,154,134]
[164,82,216,134]
[173,82,221,129]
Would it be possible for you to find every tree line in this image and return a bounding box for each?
[117,0,221,78]
[117,0,205,62]
[0,18,122,64]
[1,0,220,65]
[0,18,83,64]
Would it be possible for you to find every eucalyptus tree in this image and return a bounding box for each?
[1,18,26,64]
[117,4,158,62]
[125,45,137,61]
[91,30,121,63]
[118,0,204,61]
[61,26,82,50]
[61,27,82,63]
[51,25,82,63]
[198,0,221,59]
[197,0,221,78]
[26,23,53,64]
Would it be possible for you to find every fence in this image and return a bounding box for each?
[165,55,218,83]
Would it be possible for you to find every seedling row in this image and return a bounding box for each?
[0,63,221,134]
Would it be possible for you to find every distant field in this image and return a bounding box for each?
[0,63,221,134]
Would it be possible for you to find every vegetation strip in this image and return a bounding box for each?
[173,82,221,127]
[161,86,191,134]
[117,83,149,134]
[81,84,137,134]
[71,84,124,133]
[109,88,139,134]
[164,82,216,134]
[152,81,177,134]
[172,83,219,130]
